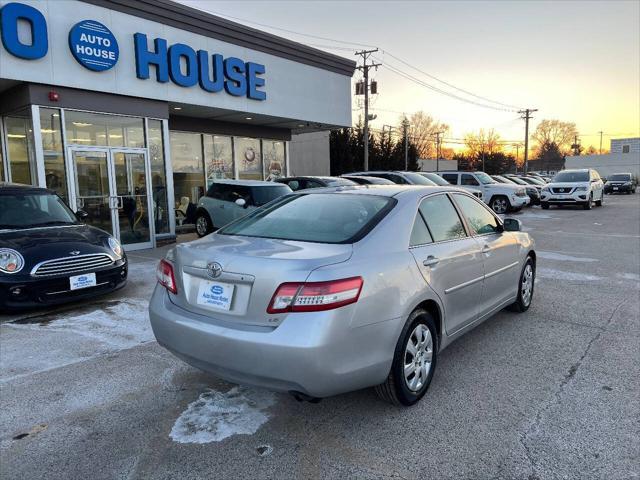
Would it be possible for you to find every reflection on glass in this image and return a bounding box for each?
[73,150,112,234]
[5,111,34,185]
[235,137,262,180]
[40,107,67,198]
[262,140,285,181]
[65,111,144,148]
[0,131,4,182]
[113,152,150,245]
[148,120,169,234]
[170,131,204,221]
[204,135,233,187]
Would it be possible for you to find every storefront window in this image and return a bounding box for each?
[40,108,67,199]
[262,140,286,181]
[204,135,233,188]
[235,137,262,180]
[65,111,144,148]
[5,110,35,185]
[170,131,204,224]
[148,120,170,234]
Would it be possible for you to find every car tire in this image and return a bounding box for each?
[583,193,593,210]
[375,309,438,407]
[541,202,549,210]
[490,195,510,214]
[507,256,535,313]
[195,211,213,237]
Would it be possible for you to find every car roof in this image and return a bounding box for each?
[212,179,282,187]
[279,176,349,181]
[0,182,55,195]
[294,184,464,198]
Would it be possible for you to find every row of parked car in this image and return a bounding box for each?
[193,168,638,237]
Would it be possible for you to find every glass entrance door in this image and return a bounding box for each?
[112,151,151,247]
[69,147,154,250]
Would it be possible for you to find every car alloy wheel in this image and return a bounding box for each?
[403,324,433,392]
[491,196,508,214]
[521,263,534,307]
[196,215,210,237]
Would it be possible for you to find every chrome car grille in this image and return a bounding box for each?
[551,187,574,194]
[32,254,114,277]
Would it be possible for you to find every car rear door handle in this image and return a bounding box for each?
[482,245,492,254]
[423,256,439,267]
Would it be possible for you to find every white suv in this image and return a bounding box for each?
[439,171,529,214]
[540,169,604,210]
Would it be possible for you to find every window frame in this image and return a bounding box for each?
[449,191,504,238]
[408,192,471,248]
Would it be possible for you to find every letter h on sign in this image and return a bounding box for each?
[133,33,169,82]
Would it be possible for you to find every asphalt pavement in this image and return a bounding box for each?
[1,194,638,480]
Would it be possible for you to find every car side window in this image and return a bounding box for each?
[461,174,480,186]
[409,212,433,247]
[207,184,222,199]
[441,173,458,185]
[452,193,500,235]
[286,180,300,191]
[306,180,323,189]
[418,195,467,242]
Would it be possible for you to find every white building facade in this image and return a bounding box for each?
[0,0,354,249]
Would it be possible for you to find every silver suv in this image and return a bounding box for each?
[194,180,292,237]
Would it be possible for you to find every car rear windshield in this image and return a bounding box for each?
[218,193,396,244]
[0,193,78,229]
[421,173,449,186]
[324,178,358,187]
[251,185,293,206]
[609,174,631,181]
[553,171,589,183]
[402,172,436,185]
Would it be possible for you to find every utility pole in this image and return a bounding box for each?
[355,49,381,171]
[518,108,538,173]
[403,117,409,170]
[433,131,444,171]
[515,144,520,172]
[571,135,581,156]
[598,131,603,154]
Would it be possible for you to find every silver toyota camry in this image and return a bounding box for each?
[149,185,535,406]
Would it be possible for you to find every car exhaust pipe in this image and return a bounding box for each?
[289,391,322,403]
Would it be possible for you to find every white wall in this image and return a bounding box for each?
[418,159,458,172]
[610,138,640,154]
[0,0,352,127]
[565,153,640,177]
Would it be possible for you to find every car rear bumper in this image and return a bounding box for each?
[604,185,633,193]
[149,286,398,398]
[0,260,128,310]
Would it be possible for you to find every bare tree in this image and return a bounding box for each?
[405,111,449,159]
[464,128,503,158]
[532,119,578,156]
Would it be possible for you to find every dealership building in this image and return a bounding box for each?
[0,0,355,249]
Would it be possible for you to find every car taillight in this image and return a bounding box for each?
[156,259,177,294]
[267,277,363,314]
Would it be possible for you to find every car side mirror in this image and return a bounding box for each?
[235,198,247,208]
[76,209,89,221]
[503,218,521,232]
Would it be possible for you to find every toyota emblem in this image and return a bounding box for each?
[207,262,223,278]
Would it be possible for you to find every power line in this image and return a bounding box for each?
[377,59,519,113]
[380,50,523,110]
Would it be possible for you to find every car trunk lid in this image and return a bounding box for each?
[168,234,353,326]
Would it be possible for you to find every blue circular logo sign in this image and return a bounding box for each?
[68,20,118,72]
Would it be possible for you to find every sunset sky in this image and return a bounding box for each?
[180,0,640,152]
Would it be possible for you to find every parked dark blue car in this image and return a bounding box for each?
[0,183,127,311]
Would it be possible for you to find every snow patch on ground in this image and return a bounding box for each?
[7,299,153,349]
[616,272,640,282]
[170,386,276,444]
[537,251,598,263]
[537,268,602,282]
